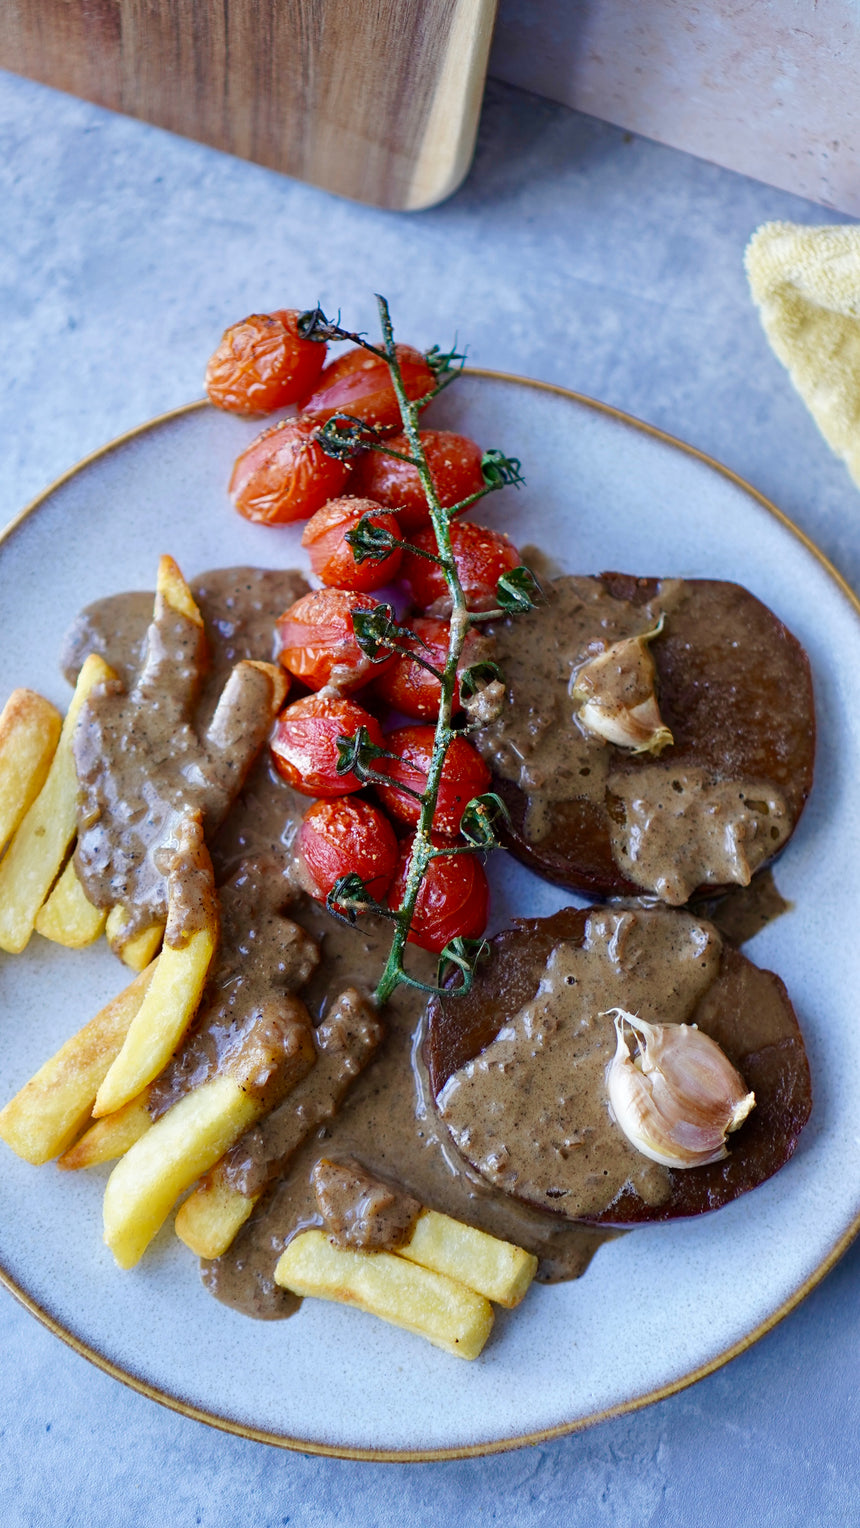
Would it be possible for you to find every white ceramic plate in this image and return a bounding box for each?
[1,373,859,1460]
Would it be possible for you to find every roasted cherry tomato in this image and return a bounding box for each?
[401,521,521,613]
[388,834,489,953]
[276,588,393,692]
[299,797,399,906]
[205,310,327,415]
[229,416,350,525]
[270,694,385,796]
[301,497,402,592]
[372,617,489,720]
[299,345,435,430]
[373,726,491,835]
[353,430,485,532]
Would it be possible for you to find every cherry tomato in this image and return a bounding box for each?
[372,617,489,720]
[301,497,402,592]
[353,430,485,532]
[373,726,491,835]
[229,416,351,525]
[276,588,393,692]
[401,521,521,614]
[388,834,489,953]
[270,694,384,796]
[205,310,327,415]
[299,798,399,906]
[299,345,435,430]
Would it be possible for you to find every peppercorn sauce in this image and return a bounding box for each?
[62,565,810,1321]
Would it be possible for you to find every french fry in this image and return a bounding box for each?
[174,989,385,1260]
[0,962,155,1164]
[0,688,62,854]
[157,553,204,628]
[205,660,289,755]
[93,924,214,1117]
[274,1231,495,1360]
[0,654,115,953]
[105,906,164,971]
[103,994,317,1266]
[35,856,107,948]
[59,1089,153,1170]
[93,817,217,1118]
[103,1075,266,1268]
[400,1211,538,1308]
[173,1168,258,1257]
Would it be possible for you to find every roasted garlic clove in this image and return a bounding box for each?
[604,1008,755,1169]
[571,618,673,754]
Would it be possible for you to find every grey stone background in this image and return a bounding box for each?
[1,62,859,1527]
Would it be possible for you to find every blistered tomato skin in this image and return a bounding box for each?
[229,416,351,525]
[299,345,435,430]
[270,694,385,796]
[301,497,403,592]
[388,835,490,953]
[374,726,491,835]
[276,588,393,693]
[372,617,488,720]
[354,430,485,532]
[205,310,327,414]
[299,798,399,905]
[401,521,521,613]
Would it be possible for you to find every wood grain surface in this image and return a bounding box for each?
[0,0,498,210]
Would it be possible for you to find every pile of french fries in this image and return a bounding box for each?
[0,553,538,1359]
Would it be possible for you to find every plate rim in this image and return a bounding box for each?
[2,371,858,1462]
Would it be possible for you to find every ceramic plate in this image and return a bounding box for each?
[1,373,859,1459]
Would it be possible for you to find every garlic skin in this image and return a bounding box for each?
[604,1008,755,1169]
[571,618,673,755]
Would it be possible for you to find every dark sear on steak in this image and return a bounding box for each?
[474,575,815,902]
[425,906,811,1227]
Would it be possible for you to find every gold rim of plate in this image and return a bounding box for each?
[1,373,858,1462]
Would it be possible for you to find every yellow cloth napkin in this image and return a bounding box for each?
[745,221,860,488]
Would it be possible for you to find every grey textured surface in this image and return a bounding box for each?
[1,64,859,1523]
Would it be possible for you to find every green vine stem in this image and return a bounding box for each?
[371,294,470,1005]
[302,297,529,1006]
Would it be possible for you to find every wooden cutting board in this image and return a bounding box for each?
[0,0,498,210]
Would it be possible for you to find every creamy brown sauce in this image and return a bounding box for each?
[160,813,220,946]
[693,868,792,947]
[476,577,793,900]
[311,1158,422,1251]
[70,570,306,937]
[67,570,613,1321]
[608,768,787,902]
[148,855,320,1118]
[436,907,722,1217]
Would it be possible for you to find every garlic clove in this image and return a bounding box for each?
[604,1008,755,1169]
[571,617,673,755]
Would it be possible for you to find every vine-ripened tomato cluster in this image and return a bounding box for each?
[206,297,535,1004]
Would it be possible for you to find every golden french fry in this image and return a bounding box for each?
[174,1169,258,1258]
[0,962,155,1164]
[175,990,384,1259]
[93,923,215,1118]
[106,992,317,1265]
[35,856,107,948]
[0,654,115,953]
[274,1231,495,1360]
[245,659,288,712]
[157,553,203,627]
[0,688,62,854]
[103,1075,264,1268]
[59,1090,153,1170]
[94,816,217,1117]
[106,906,164,971]
[401,1211,538,1309]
